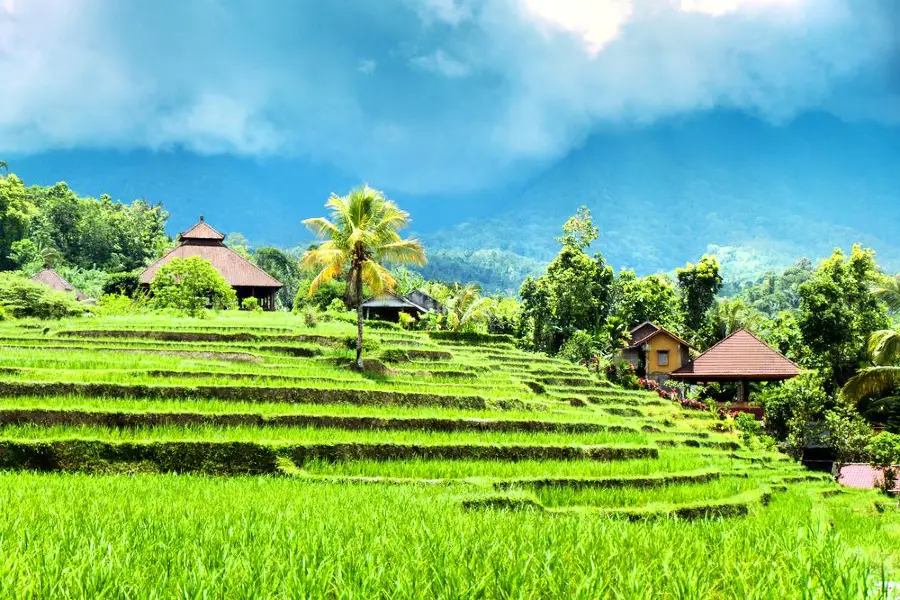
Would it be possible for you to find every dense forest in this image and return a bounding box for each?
[2,171,899,457]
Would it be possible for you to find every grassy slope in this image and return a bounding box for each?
[0,312,896,598]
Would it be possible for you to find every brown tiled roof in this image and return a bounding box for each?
[626,321,695,351]
[140,219,281,288]
[31,268,87,301]
[671,329,799,380]
[179,217,225,241]
[838,464,900,492]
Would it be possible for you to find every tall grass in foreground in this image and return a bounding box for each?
[0,473,894,599]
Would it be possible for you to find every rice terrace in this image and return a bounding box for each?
[0,310,892,597]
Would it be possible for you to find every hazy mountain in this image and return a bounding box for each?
[8,112,899,287]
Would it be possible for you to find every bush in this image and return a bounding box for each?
[557,331,598,365]
[97,293,137,316]
[0,272,87,319]
[149,257,237,316]
[303,306,319,328]
[824,409,872,464]
[241,297,262,312]
[102,271,142,297]
[398,312,416,330]
[758,372,828,443]
[293,279,346,312]
[866,432,900,493]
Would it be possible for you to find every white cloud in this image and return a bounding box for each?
[519,0,633,54]
[0,0,895,193]
[411,49,470,77]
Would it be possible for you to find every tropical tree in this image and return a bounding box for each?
[0,160,7,174]
[445,284,490,332]
[301,185,426,369]
[841,275,900,410]
[705,298,761,346]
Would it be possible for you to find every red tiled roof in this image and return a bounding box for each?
[179,217,225,241]
[670,329,799,380]
[140,220,282,289]
[30,268,87,301]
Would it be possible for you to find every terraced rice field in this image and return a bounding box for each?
[0,313,897,598]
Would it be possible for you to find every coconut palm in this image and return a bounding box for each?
[708,298,761,343]
[301,185,426,369]
[874,274,900,313]
[842,276,900,403]
[446,284,490,332]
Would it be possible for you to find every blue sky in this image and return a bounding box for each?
[1,0,897,195]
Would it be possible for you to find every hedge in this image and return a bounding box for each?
[427,331,516,345]
[0,381,490,409]
[0,409,624,434]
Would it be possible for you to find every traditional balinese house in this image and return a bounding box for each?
[140,217,282,310]
[618,322,694,384]
[670,329,800,403]
[30,268,88,301]
[359,290,444,322]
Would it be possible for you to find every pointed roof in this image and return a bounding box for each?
[626,321,695,351]
[139,217,281,289]
[30,268,88,301]
[360,292,426,312]
[671,329,799,381]
[179,216,226,241]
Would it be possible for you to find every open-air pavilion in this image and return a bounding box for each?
[670,329,800,405]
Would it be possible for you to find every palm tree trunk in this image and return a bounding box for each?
[356,266,364,370]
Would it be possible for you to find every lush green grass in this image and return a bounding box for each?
[0,472,895,598]
[0,312,895,597]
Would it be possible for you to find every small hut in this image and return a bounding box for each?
[359,292,428,322]
[670,329,799,403]
[140,217,282,310]
[617,322,694,384]
[30,268,88,301]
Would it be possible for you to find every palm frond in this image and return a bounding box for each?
[841,366,900,404]
[307,262,343,296]
[869,328,900,366]
[360,259,396,296]
[300,242,345,271]
[378,239,427,266]
[303,217,341,240]
[873,275,900,314]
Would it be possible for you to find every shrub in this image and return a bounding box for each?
[0,272,86,319]
[303,306,319,328]
[557,331,598,365]
[102,271,142,297]
[824,409,872,464]
[758,372,828,443]
[97,293,137,316]
[293,280,346,312]
[866,432,900,493]
[398,312,416,330]
[241,297,262,312]
[149,257,237,316]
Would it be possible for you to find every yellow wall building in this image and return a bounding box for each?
[619,322,694,381]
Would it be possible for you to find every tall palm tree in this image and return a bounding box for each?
[708,298,761,343]
[301,185,426,369]
[842,275,900,403]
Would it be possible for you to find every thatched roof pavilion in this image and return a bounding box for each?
[140,217,282,310]
[31,268,88,301]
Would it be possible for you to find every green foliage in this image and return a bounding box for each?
[756,311,809,365]
[824,408,873,464]
[294,278,346,312]
[613,270,680,331]
[56,265,108,300]
[758,372,828,445]
[555,205,598,251]
[102,271,141,298]
[241,297,262,312]
[303,306,319,328]
[149,257,237,316]
[866,432,900,468]
[254,246,300,309]
[0,174,35,270]
[557,331,598,365]
[486,296,521,336]
[445,284,491,333]
[0,272,86,319]
[798,246,888,389]
[418,248,543,295]
[397,312,416,330]
[224,233,252,259]
[97,293,138,316]
[391,266,426,296]
[676,254,722,334]
[703,298,762,347]
[735,259,814,317]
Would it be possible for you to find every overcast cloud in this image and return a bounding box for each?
[0,0,896,192]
